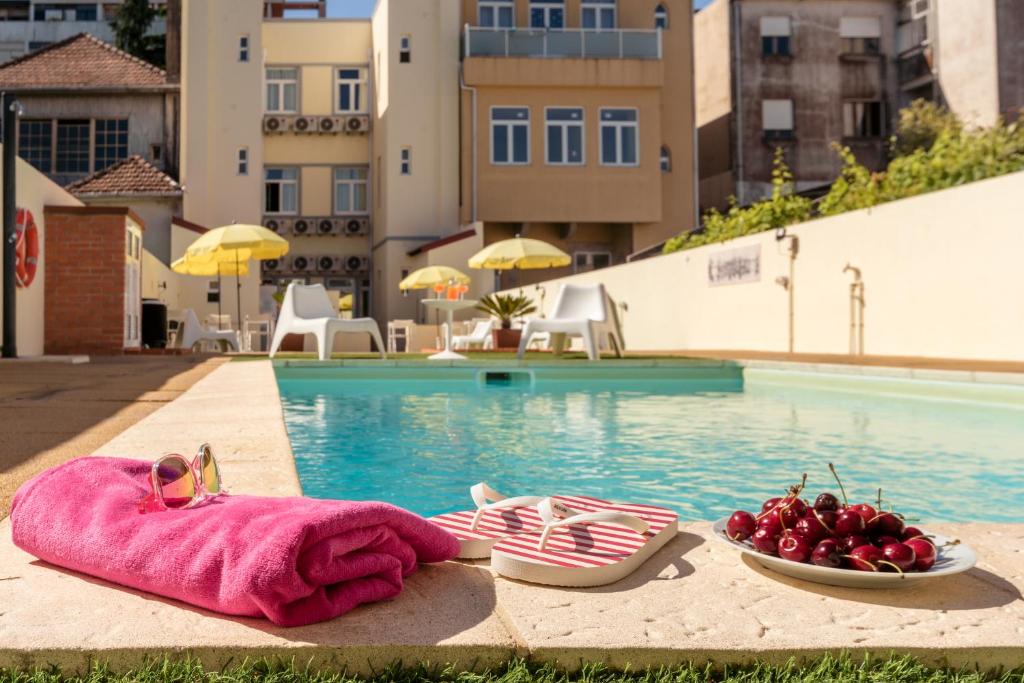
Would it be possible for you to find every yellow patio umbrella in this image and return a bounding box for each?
[182,223,290,330]
[399,265,471,291]
[171,254,250,328]
[338,293,353,312]
[468,237,571,271]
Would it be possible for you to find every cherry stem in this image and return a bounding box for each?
[841,554,878,572]
[828,463,849,507]
[813,509,834,532]
[877,560,906,577]
[876,487,882,510]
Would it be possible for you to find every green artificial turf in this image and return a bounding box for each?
[1,656,1021,683]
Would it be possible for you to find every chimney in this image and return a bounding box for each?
[164,0,181,84]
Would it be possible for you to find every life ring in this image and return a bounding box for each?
[15,208,39,288]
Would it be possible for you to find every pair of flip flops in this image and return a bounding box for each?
[429,483,679,587]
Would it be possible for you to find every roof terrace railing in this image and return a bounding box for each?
[464,25,662,60]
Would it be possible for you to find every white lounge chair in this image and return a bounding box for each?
[174,309,240,352]
[269,283,386,360]
[452,319,494,350]
[516,283,624,361]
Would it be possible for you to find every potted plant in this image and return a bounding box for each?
[476,293,537,350]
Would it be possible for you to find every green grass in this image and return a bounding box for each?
[1,656,1021,683]
[232,352,700,363]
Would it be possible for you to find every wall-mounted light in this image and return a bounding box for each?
[775,226,787,241]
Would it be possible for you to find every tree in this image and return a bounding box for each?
[890,99,961,157]
[112,0,157,62]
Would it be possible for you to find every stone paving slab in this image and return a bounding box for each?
[1,360,1022,673]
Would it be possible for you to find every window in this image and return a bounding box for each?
[582,0,615,29]
[150,144,162,161]
[491,107,530,165]
[399,35,411,63]
[34,3,97,21]
[239,35,250,62]
[18,120,51,172]
[530,0,564,28]
[843,101,884,138]
[479,0,514,28]
[546,108,584,165]
[840,17,882,54]
[237,148,248,175]
[762,99,795,140]
[207,279,220,304]
[93,119,128,171]
[574,251,612,273]
[336,68,367,113]
[334,167,369,214]
[56,120,89,174]
[400,148,411,175]
[264,167,298,214]
[660,145,671,172]
[760,16,791,56]
[654,4,668,29]
[599,108,638,166]
[266,67,298,113]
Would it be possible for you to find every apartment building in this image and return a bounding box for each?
[696,0,1024,212]
[0,0,167,62]
[179,0,695,330]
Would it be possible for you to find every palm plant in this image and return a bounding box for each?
[476,293,537,330]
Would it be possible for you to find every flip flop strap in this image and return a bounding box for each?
[469,482,545,531]
[537,501,650,551]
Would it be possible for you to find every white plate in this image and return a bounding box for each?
[711,517,977,589]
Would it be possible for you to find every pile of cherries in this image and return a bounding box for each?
[725,465,938,574]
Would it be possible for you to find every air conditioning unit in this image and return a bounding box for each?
[292,116,318,134]
[343,255,368,273]
[289,255,314,273]
[263,116,290,134]
[316,218,339,236]
[316,255,340,273]
[318,116,345,134]
[344,115,370,134]
[912,0,930,18]
[264,217,292,234]
[292,218,312,236]
[262,258,284,274]
[342,217,369,236]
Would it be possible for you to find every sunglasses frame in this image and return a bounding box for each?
[137,444,227,514]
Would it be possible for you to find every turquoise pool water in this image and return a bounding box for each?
[276,368,1024,522]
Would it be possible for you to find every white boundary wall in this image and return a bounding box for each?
[503,171,1024,361]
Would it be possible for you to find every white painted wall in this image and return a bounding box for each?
[503,171,1024,362]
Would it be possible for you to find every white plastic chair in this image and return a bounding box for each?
[516,283,624,361]
[387,319,414,353]
[452,319,494,350]
[269,283,386,360]
[174,309,240,352]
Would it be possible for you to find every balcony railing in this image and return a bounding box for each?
[464,25,662,60]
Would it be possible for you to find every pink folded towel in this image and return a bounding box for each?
[10,457,460,626]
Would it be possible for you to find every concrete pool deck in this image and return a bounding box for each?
[1,359,1023,673]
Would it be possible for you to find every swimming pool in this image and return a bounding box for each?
[275,363,1024,523]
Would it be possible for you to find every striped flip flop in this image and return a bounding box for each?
[489,495,679,587]
[429,483,547,559]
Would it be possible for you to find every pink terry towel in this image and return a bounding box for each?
[10,457,460,627]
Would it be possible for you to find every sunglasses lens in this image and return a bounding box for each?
[156,458,195,509]
[199,446,221,494]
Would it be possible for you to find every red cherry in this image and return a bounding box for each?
[835,510,866,537]
[726,511,757,541]
[881,543,916,572]
[873,535,901,548]
[811,538,842,568]
[840,534,871,553]
[867,511,905,538]
[845,544,882,571]
[761,497,782,514]
[757,513,783,537]
[778,532,812,563]
[751,527,779,555]
[849,504,877,524]
[794,515,830,545]
[905,538,937,571]
[813,493,839,512]
[902,526,926,542]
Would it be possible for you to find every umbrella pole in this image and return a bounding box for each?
[235,251,242,334]
[217,267,223,328]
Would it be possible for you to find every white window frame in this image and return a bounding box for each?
[399,35,411,63]
[581,0,616,30]
[335,66,368,114]
[265,67,298,114]
[654,4,668,29]
[239,35,249,62]
[264,167,299,215]
[599,107,639,167]
[333,166,370,215]
[237,147,248,176]
[544,106,585,166]
[490,106,531,166]
[400,147,412,175]
[530,0,565,29]
[479,0,515,28]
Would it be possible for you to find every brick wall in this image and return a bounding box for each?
[43,207,143,355]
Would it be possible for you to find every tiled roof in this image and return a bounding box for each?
[0,33,168,89]
[66,155,182,197]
